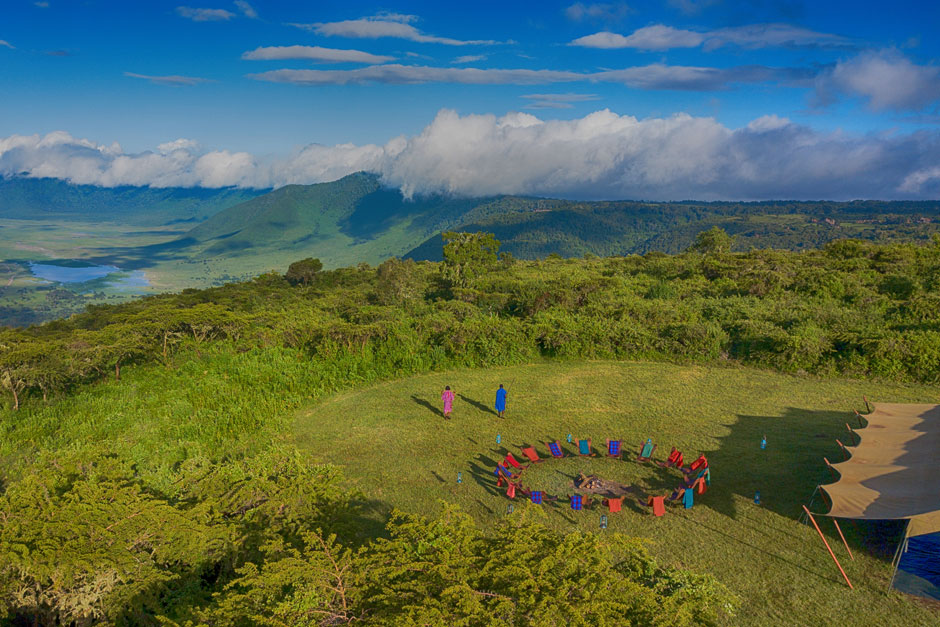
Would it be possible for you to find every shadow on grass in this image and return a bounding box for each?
[672,509,842,585]
[410,395,442,417]
[458,393,496,416]
[469,454,503,498]
[706,407,849,521]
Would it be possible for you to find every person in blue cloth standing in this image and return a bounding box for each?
[495,383,508,418]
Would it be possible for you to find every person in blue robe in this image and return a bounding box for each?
[495,384,508,418]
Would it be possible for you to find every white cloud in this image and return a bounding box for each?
[572,26,703,50]
[0,40,13,49]
[158,138,201,153]
[176,6,235,21]
[234,0,256,18]
[248,65,585,86]
[521,93,601,109]
[247,62,804,90]
[374,109,940,200]
[33,1,49,7]
[706,23,850,50]
[5,112,940,200]
[124,72,213,86]
[291,14,499,46]
[900,166,940,194]
[817,50,940,111]
[242,45,394,64]
[571,22,849,51]
[452,54,486,64]
[565,3,630,22]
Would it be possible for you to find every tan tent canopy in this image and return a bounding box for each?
[819,402,940,537]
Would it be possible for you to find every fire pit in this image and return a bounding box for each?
[574,472,636,497]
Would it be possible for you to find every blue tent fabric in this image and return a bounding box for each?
[495,388,507,412]
[683,487,694,509]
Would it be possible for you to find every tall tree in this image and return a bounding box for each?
[441,231,500,288]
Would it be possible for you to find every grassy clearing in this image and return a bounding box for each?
[291,359,940,626]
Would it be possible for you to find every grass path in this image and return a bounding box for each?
[291,359,940,626]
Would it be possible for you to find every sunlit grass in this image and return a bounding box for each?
[292,360,940,626]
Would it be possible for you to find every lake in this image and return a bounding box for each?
[28,261,150,290]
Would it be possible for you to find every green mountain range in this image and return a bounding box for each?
[0,176,264,226]
[170,172,494,268]
[405,198,940,261]
[3,172,940,327]
[164,173,940,268]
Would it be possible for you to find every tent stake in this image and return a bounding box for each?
[832,519,854,561]
[863,396,870,413]
[836,439,849,461]
[854,409,865,428]
[803,505,853,590]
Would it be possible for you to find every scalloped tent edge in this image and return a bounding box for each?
[810,402,940,596]
[819,403,940,537]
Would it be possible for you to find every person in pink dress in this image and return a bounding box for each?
[441,385,455,419]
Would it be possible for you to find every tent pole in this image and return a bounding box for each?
[802,505,853,590]
[835,439,849,461]
[823,457,837,481]
[887,520,911,591]
[832,519,854,560]
[845,422,858,445]
[801,485,820,525]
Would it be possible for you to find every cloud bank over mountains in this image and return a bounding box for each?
[3,109,940,200]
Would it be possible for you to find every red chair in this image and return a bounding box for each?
[520,446,541,463]
[647,495,666,517]
[659,447,684,468]
[504,453,527,471]
[684,454,708,474]
[603,497,623,513]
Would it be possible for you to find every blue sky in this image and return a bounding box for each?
[1,1,939,199]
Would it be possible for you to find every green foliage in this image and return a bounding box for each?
[285,258,324,286]
[200,506,738,626]
[0,450,355,625]
[373,258,425,306]
[688,227,735,254]
[441,231,501,288]
[6,238,940,623]
[8,237,940,412]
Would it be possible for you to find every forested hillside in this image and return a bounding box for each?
[407,199,940,260]
[0,177,263,225]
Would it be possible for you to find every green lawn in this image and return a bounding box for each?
[291,360,940,626]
